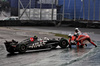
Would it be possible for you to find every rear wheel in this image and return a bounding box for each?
[18,44,27,53]
[7,47,14,54]
[59,38,69,48]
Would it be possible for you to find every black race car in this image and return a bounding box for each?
[4,36,69,54]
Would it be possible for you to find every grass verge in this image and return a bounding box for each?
[50,32,69,39]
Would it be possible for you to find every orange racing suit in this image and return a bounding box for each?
[76,33,97,47]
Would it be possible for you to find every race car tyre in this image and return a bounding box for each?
[59,38,69,48]
[18,44,27,53]
[7,47,14,54]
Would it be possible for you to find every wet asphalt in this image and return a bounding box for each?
[0,27,100,66]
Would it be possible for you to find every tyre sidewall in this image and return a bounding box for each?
[17,44,27,53]
[59,39,68,48]
[7,47,14,54]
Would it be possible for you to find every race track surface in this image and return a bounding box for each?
[0,27,100,66]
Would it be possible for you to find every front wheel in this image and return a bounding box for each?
[59,39,69,48]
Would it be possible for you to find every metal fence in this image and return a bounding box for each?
[58,0,100,21]
[18,0,57,20]
[10,0,100,21]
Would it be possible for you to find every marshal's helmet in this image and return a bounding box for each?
[75,28,79,32]
[68,34,72,38]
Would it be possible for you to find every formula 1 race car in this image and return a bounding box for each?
[68,33,97,48]
[4,36,69,54]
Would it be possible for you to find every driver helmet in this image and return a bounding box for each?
[34,35,38,39]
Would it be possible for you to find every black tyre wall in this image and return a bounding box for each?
[59,38,69,48]
[17,44,27,53]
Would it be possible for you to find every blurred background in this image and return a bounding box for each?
[0,0,100,27]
